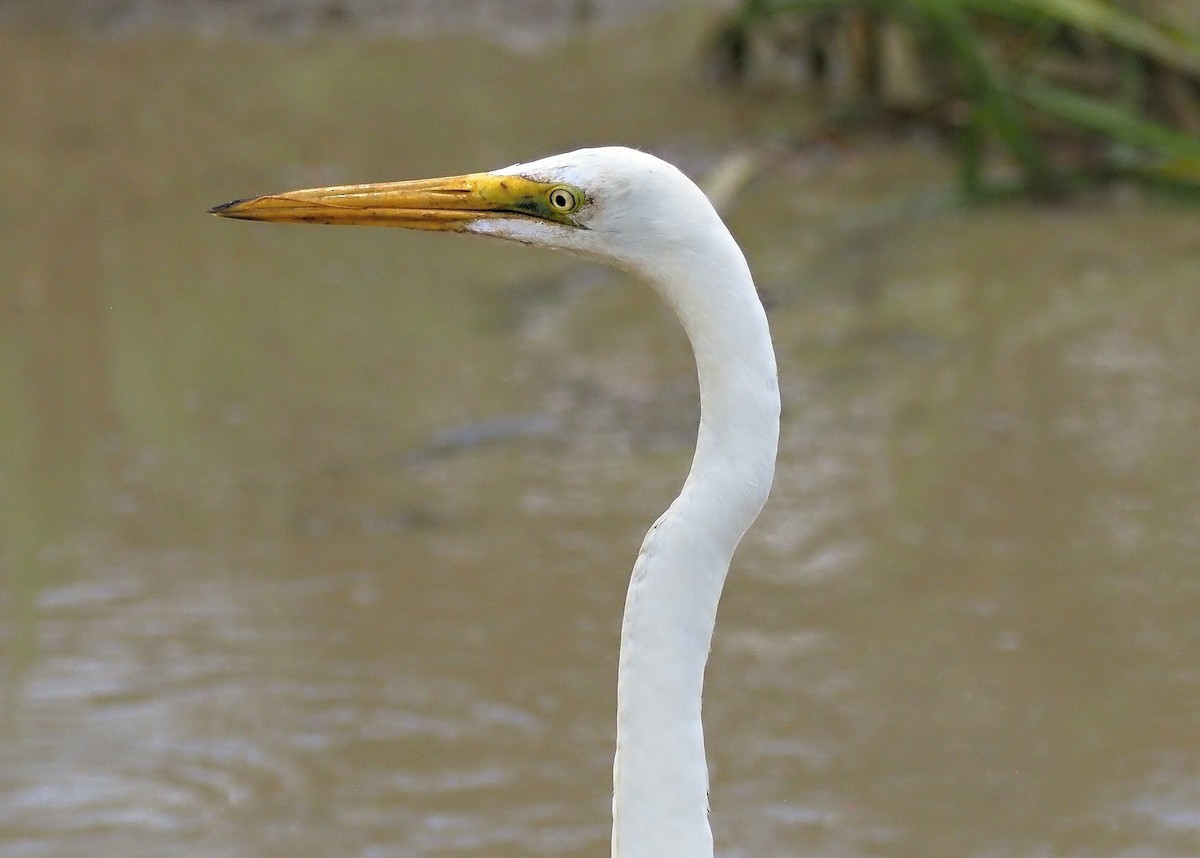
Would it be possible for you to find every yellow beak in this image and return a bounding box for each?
[209,173,574,230]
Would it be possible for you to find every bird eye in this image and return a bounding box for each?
[547,185,582,213]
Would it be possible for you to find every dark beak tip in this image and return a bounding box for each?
[208,198,250,216]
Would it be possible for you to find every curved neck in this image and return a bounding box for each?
[612,228,780,858]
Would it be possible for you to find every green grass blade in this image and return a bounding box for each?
[1019,77,1200,159]
[920,2,1061,194]
[981,0,1200,74]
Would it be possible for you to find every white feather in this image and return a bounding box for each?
[476,147,780,858]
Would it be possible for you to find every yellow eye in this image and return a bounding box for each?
[547,185,582,213]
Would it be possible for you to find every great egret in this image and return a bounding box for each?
[211,147,781,858]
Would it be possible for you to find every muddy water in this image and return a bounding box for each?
[2,13,1200,858]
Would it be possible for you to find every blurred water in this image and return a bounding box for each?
[2,14,1200,858]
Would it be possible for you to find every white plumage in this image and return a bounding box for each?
[212,146,781,858]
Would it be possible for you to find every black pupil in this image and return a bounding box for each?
[553,191,570,208]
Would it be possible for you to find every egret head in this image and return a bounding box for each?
[209,146,722,273]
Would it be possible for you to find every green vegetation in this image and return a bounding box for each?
[711,0,1200,198]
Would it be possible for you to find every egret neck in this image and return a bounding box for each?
[612,219,779,858]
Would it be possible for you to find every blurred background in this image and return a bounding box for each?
[2,1,1199,856]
